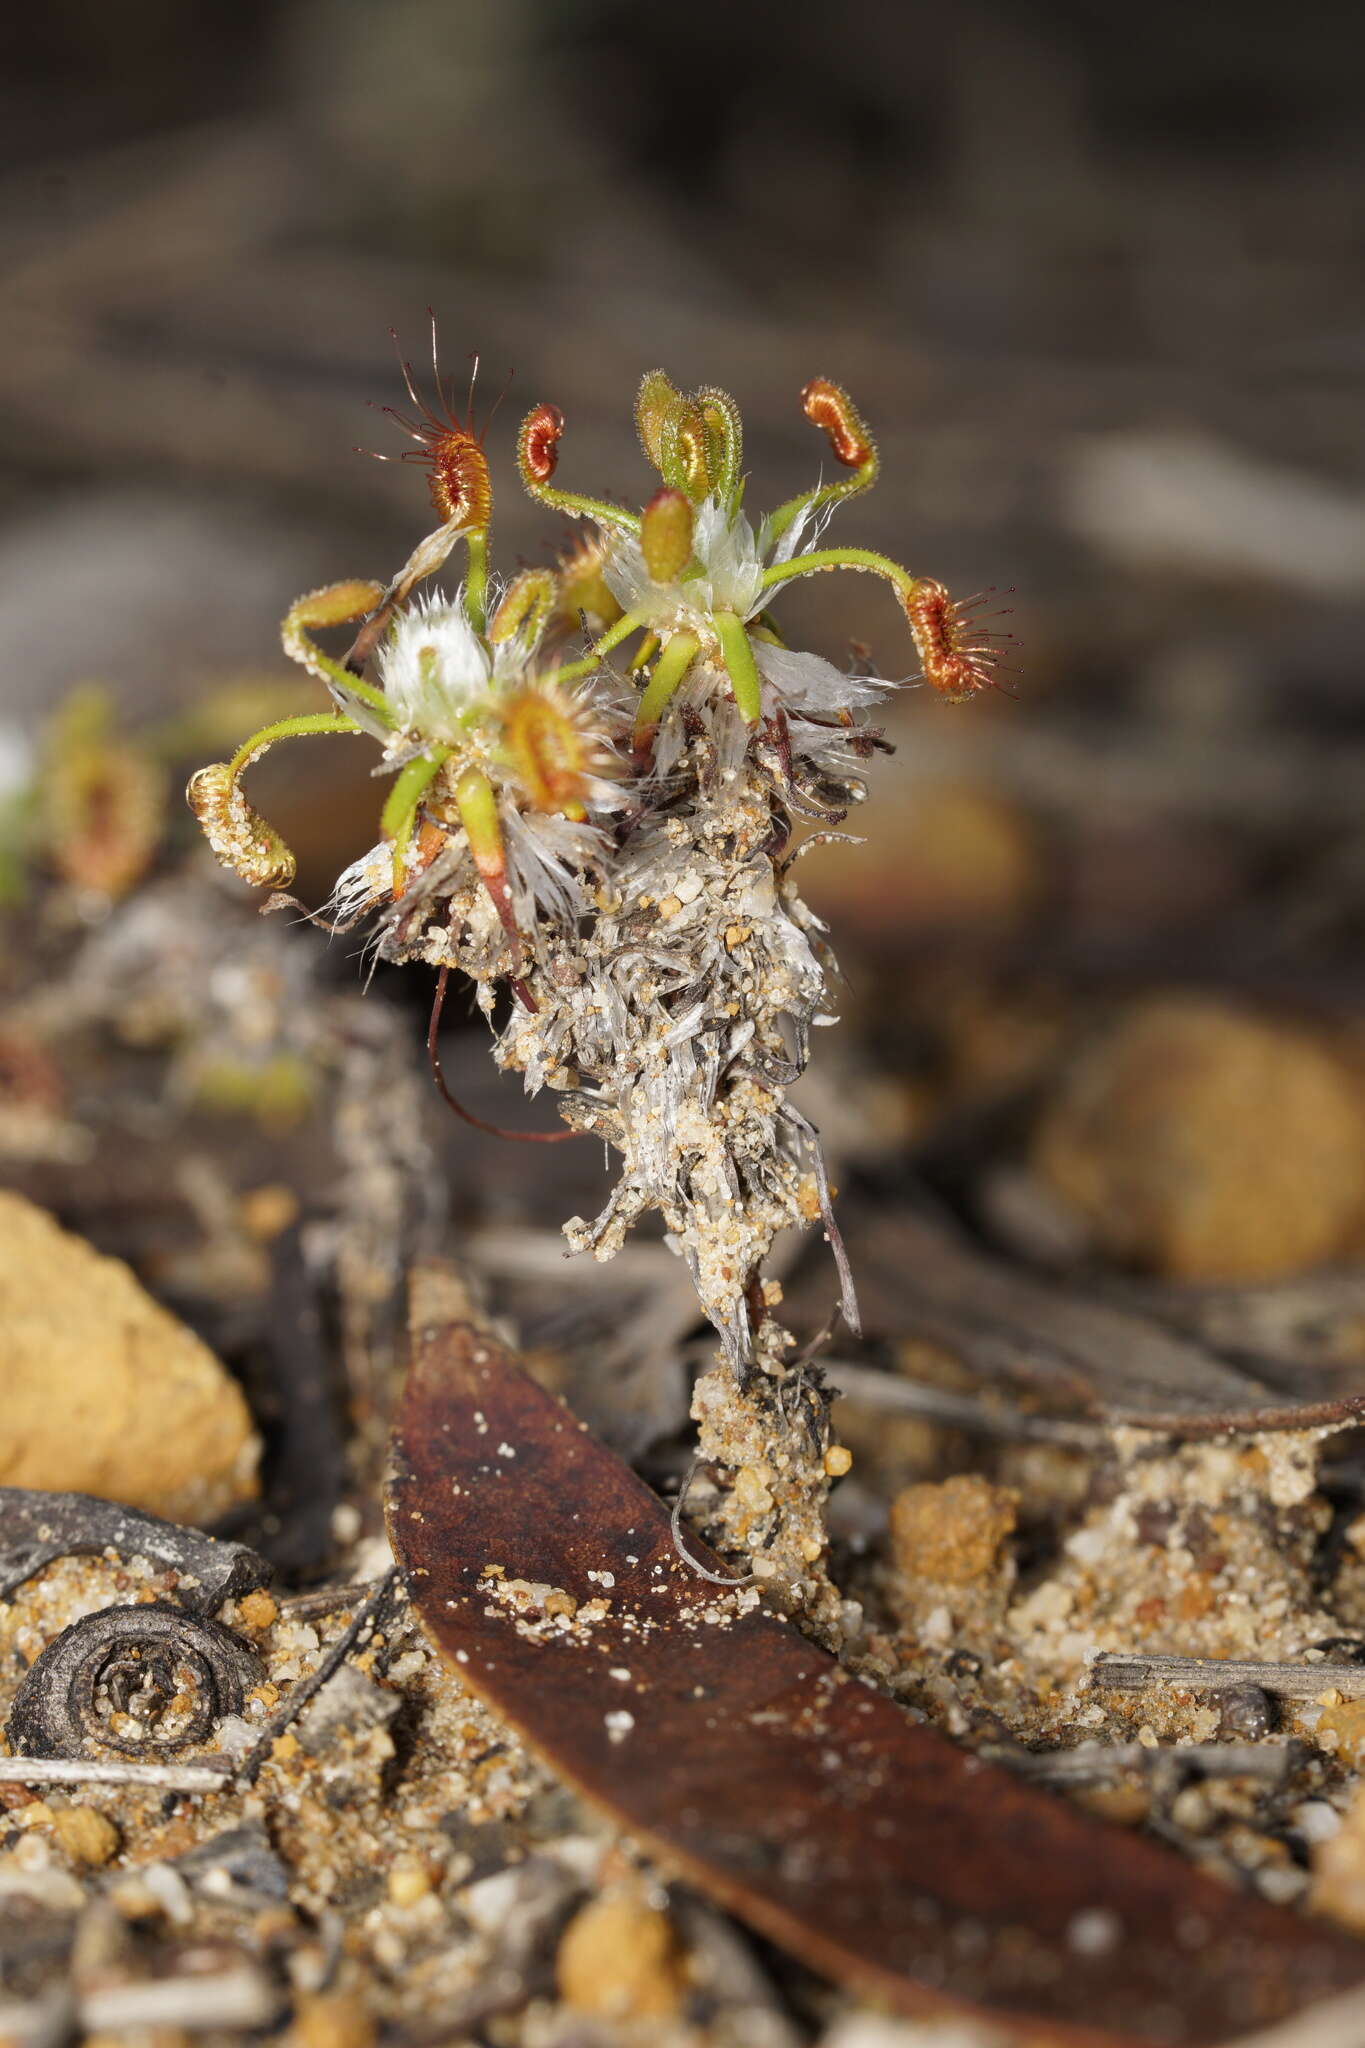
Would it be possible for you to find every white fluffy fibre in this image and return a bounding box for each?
[323,839,390,923]
[501,807,603,925]
[752,641,892,714]
[686,498,766,617]
[379,590,492,741]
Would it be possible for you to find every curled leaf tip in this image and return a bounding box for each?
[376,324,494,529]
[489,567,558,647]
[902,579,1002,702]
[801,379,875,471]
[554,529,623,633]
[518,402,564,488]
[187,762,296,888]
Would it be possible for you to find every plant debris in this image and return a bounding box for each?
[816,1205,1365,1435]
[386,1278,1365,2046]
[1092,1654,1365,1702]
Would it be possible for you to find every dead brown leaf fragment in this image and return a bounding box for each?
[386,1283,1365,2048]
[844,1207,1365,1435]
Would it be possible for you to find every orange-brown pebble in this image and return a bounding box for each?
[238,1589,279,1631]
[285,1992,376,2048]
[386,1858,433,1908]
[238,1187,299,1243]
[1077,1783,1151,1828]
[1033,997,1365,1281]
[0,1190,260,1523]
[889,1474,1018,1586]
[795,785,1041,944]
[556,1889,686,2020]
[1318,1699,1365,1767]
[824,1445,853,1478]
[1175,1578,1217,1624]
[51,1805,120,1866]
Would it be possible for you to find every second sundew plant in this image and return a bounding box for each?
[190,336,1006,1608]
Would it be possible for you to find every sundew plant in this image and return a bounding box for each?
[190,335,1006,1617]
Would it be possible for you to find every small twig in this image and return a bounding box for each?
[997,1740,1297,1787]
[792,1305,842,1373]
[1091,1651,1365,1700]
[823,1358,1107,1446]
[81,1968,279,2034]
[238,1570,402,1783]
[0,1756,232,1792]
[274,1581,375,1620]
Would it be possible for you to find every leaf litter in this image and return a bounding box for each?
[387,1274,1365,2047]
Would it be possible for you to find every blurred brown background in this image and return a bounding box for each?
[1,0,1363,976]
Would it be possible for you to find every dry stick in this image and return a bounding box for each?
[996,1741,1297,1787]
[822,1357,1107,1447]
[0,1970,279,2040]
[80,1969,280,2035]
[238,1570,402,1784]
[791,1304,843,1373]
[0,1756,232,1793]
[275,1581,376,1620]
[1091,1651,1365,1700]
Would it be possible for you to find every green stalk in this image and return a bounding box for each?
[523,476,641,535]
[713,610,763,725]
[464,529,490,635]
[632,630,700,747]
[763,450,879,550]
[455,764,522,949]
[381,747,450,890]
[283,622,394,723]
[228,712,364,778]
[758,544,912,597]
[541,607,652,688]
